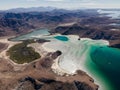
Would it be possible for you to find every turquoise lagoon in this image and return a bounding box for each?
[54,36,69,41]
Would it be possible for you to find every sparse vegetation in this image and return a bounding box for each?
[8,40,40,64]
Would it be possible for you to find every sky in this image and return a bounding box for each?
[0,0,120,10]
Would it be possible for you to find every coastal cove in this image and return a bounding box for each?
[10,29,120,90]
[10,28,50,41]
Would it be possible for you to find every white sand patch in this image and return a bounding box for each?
[42,35,109,75]
[28,43,48,57]
[58,22,76,27]
[42,42,56,52]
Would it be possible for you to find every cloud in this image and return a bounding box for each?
[73,0,96,3]
[26,0,37,1]
[44,0,64,2]
[45,0,92,2]
[26,0,66,2]
[25,0,95,3]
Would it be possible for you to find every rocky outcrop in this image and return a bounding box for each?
[109,40,120,48]
[35,51,62,69]
[16,77,97,90]
[17,77,42,90]
[37,39,50,43]
[74,81,95,90]
[51,50,62,59]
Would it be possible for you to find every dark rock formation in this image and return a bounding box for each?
[36,51,62,69]
[109,40,120,48]
[110,44,120,48]
[38,78,56,84]
[17,77,42,90]
[54,24,120,40]
[74,81,95,90]
[51,50,62,59]
[16,77,97,90]
[37,39,50,43]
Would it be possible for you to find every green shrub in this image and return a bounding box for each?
[8,41,40,64]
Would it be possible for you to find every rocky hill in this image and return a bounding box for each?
[54,24,120,40]
[0,9,99,36]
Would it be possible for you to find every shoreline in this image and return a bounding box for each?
[42,35,110,73]
[41,35,111,90]
[8,28,51,41]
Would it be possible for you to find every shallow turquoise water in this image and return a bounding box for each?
[10,29,50,41]
[90,46,120,90]
[54,36,69,41]
[91,46,120,72]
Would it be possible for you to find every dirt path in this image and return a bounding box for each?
[0,37,21,59]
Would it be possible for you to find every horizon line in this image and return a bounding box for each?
[1,6,120,11]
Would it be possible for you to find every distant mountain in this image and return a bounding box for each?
[0,9,99,36]
[1,7,56,13]
[54,24,120,47]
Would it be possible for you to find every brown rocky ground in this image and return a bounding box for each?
[0,50,98,90]
[109,40,120,48]
[0,43,8,52]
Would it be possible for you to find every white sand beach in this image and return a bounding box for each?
[42,35,109,75]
